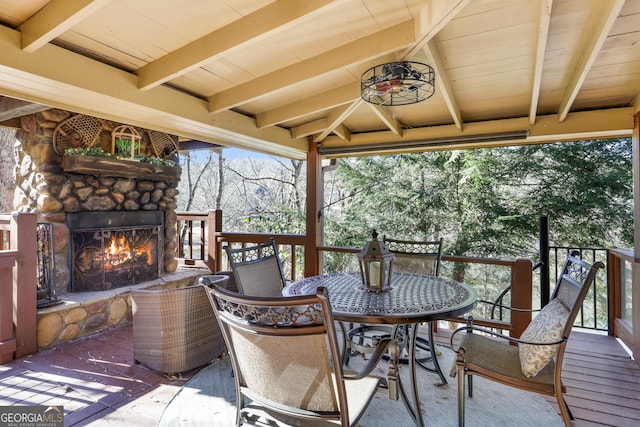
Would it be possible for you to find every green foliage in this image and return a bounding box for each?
[64,147,176,167]
[325,138,632,259]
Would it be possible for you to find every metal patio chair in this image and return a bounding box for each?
[224,238,286,297]
[205,283,400,427]
[450,252,604,426]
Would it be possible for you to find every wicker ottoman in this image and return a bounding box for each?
[131,275,229,375]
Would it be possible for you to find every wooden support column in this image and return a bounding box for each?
[305,140,322,277]
[631,110,640,360]
[510,258,533,338]
[12,212,37,358]
[207,210,222,272]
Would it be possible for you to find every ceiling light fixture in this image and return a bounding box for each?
[361,61,435,106]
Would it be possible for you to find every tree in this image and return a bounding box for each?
[322,138,632,291]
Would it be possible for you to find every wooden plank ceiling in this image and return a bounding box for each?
[0,0,639,159]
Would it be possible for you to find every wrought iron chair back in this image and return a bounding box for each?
[224,238,286,297]
[383,236,444,276]
[205,284,398,427]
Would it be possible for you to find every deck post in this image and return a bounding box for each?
[631,109,640,360]
[208,210,222,272]
[12,212,37,358]
[510,258,533,338]
[305,141,322,277]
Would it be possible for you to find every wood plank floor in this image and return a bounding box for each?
[549,331,640,427]
[0,324,637,426]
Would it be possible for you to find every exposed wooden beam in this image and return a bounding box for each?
[402,0,470,59]
[0,97,50,121]
[366,103,402,136]
[318,108,633,157]
[0,24,307,160]
[422,41,462,130]
[313,100,361,143]
[529,0,553,125]
[137,0,333,91]
[256,84,360,128]
[557,0,625,122]
[291,118,327,139]
[208,20,416,113]
[18,0,111,53]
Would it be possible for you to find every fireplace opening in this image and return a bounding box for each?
[68,211,164,292]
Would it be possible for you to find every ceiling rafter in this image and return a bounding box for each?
[401,0,471,60]
[366,103,403,136]
[291,118,327,139]
[18,0,111,53]
[423,40,462,130]
[136,0,333,91]
[332,123,351,141]
[256,83,360,129]
[557,0,625,122]
[309,1,470,143]
[207,20,416,114]
[529,0,553,125]
[313,100,361,143]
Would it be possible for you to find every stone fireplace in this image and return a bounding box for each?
[13,109,181,298]
[10,108,194,349]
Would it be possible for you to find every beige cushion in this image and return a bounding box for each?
[519,298,569,378]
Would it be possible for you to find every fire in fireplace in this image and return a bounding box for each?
[68,211,164,292]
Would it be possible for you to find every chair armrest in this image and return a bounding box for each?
[343,337,398,380]
[450,317,566,354]
[476,299,541,313]
[344,337,400,401]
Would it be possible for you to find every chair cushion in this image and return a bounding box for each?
[519,298,569,378]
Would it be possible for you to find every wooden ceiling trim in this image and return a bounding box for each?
[18,0,111,53]
[557,0,626,122]
[136,0,333,91]
[207,20,416,114]
[529,0,553,125]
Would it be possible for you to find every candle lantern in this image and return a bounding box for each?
[357,229,394,292]
[111,125,141,160]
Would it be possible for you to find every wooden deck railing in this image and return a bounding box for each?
[0,213,37,363]
[176,210,533,336]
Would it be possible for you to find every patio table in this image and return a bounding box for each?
[282,271,477,427]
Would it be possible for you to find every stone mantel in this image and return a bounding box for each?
[62,155,181,182]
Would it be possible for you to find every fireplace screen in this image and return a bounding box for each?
[71,225,162,292]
